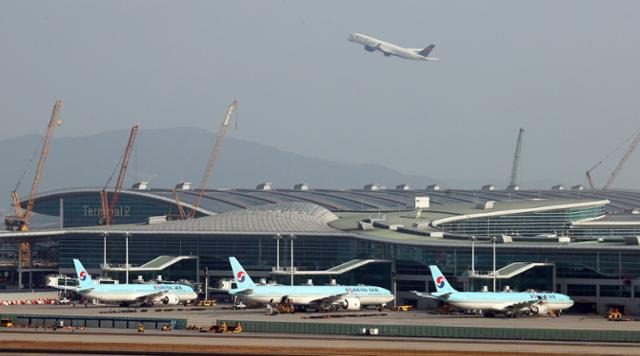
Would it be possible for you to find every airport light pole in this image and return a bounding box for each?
[125,232,130,284]
[470,235,476,276]
[273,233,282,271]
[491,236,497,292]
[288,234,297,286]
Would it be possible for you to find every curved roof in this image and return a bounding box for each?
[96,202,339,234]
[26,187,640,215]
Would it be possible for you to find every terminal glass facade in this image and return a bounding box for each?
[436,206,605,237]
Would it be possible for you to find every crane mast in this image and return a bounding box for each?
[509,128,524,187]
[101,125,138,225]
[22,99,62,228]
[188,101,237,219]
[603,131,640,191]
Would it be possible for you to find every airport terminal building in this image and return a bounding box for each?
[2,183,640,314]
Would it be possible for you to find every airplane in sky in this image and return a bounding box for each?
[348,33,438,61]
[71,259,197,306]
[412,265,574,317]
[228,257,394,310]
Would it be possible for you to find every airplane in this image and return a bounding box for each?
[348,33,438,61]
[412,265,574,317]
[228,257,394,311]
[71,259,197,306]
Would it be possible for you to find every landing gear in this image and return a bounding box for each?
[483,311,495,318]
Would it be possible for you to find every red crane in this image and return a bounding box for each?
[188,101,237,219]
[100,125,138,225]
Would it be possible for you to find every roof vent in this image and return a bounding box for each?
[571,185,584,191]
[147,215,167,224]
[506,184,520,191]
[412,196,430,209]
[175,182,192,191]
[476,201,495,210]
[294,183,309,191]
[395,184,411,191]
[481,184,495,191]
[426,184,441,191]
[256,182,272,191]
[551,185,565,190]
[364,184,380,191]
[412,222,430,230]
[132,181,150,190]
[357,221,374,230]
[494,234,512,243]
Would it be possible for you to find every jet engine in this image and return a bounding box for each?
[530,304,548,316]
[154,293,180,305]
[341,297,361,311]
[364,45,376,52]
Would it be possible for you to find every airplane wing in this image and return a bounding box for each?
[50,285,79,292]
[235,289,254,295]
[308,293,349,305]
[506,299,541,311]
[373,43,393,56]
[412,291,452,300]
[411,291,439,300]
[132,290,172,302]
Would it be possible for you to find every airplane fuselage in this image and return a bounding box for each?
[231,285,394,306]
[439,291,573,313]
[79,284,197,304]
[348,33,435,61]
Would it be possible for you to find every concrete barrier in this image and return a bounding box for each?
[217,319,640,343]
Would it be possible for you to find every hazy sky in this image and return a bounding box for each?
[1,1,639,188]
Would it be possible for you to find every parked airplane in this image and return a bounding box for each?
[228,257,394,310]
[71,259,197,306]
[348,33,438,61]
[413,266,574,317]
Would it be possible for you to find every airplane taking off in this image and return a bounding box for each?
[71,259,197,306]
[228,257,394,311]
[348,33,438,61]
[413,266,574,317]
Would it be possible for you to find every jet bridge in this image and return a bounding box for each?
[270,259,391,276]
[101,255,199,272]
[463,262,556,293]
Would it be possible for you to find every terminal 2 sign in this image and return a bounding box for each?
[82,205,131,217]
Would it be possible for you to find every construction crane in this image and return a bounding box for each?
[603,130,640,190]
[509,128,524,187]
[172,189,188,220]
[585,129,640,190]
[5,100,63,232]
[100,125,139,225]
[188,101,238,219]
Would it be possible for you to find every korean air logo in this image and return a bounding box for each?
[236,271,246,283]
[436,276,445,289]
[79,271,87,281]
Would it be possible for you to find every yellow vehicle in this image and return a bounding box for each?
[393,305,414,312]
[0,319,13,327]
[197,299,216,307]
[608,308,622,320]
[137,323,145,333]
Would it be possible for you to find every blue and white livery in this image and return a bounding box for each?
[228,257,394,311]
[413,265,574,317]
[72,259,197,306]
[348,33,438,61]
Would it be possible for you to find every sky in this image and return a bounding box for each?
[1,0,639,188]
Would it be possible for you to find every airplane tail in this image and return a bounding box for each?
[429,265,457,294]
[73,259,94,289]
[229,257,256,290]
[418,44,435,57]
